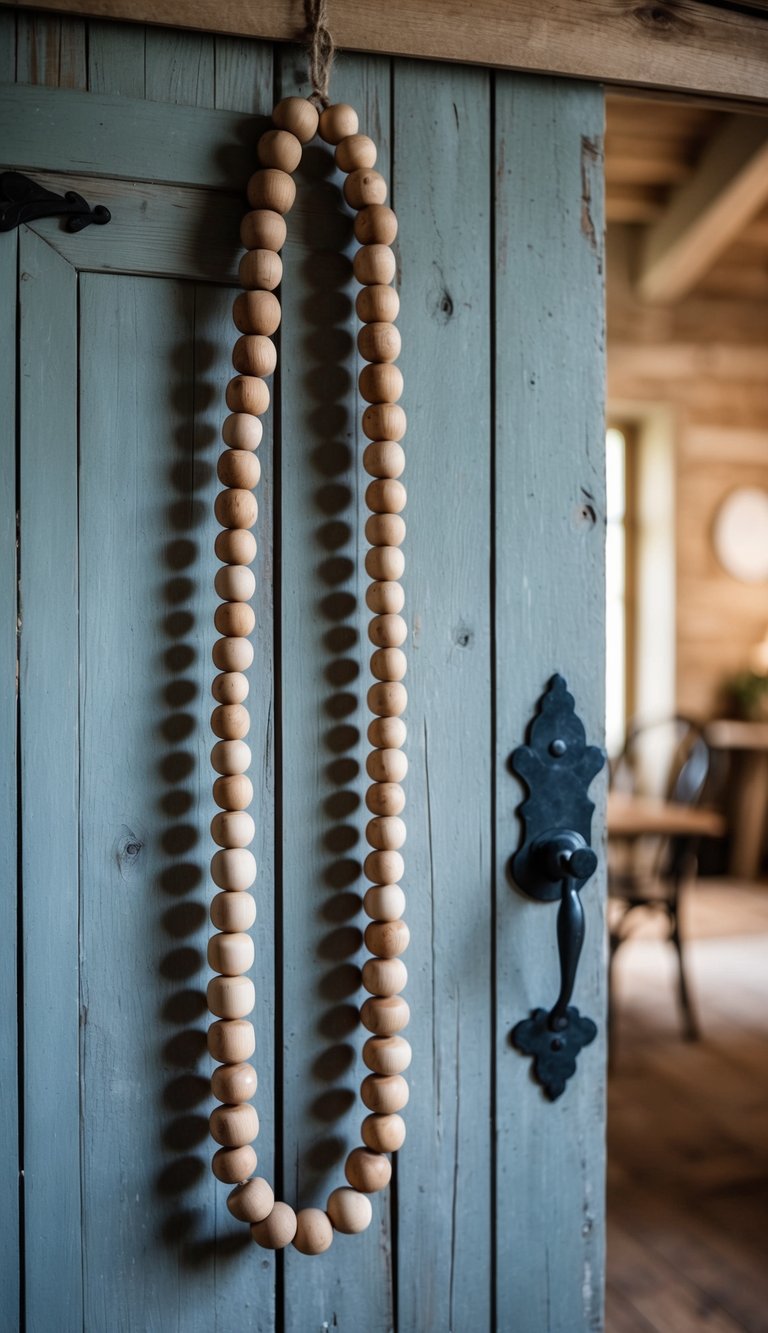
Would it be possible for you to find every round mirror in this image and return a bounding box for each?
[713,487,768,583]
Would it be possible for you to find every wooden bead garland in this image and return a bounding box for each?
[208,95,408,1256]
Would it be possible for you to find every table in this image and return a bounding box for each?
[705,720,768,879]
[607,792,727,841]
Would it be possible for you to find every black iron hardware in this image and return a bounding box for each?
[509,675,605,1100]
[0,171,111,233]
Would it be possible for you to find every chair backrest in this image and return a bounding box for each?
[612,716,712,807]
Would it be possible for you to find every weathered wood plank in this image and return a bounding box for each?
[16,11,60,84]
[18,226,83,1332]
[58,16,86,87]
[0,10,15,80]
[392,56,495,1332]
[213,33,271,113]
[87,18,145,96]
[494,76,607,1333]
[145,25,215,107]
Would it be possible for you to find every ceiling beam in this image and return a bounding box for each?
[637,116,768,303]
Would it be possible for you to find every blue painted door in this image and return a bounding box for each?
[1,15,606,1332]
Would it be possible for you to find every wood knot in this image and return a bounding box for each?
[116,825,145,879]
[630,4,694,37]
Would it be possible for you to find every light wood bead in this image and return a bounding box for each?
[353,244,396,287]
[258,128,302,173]
[215,530,257,565]
[344,169,388,210]
[212,636,254,671]
[293,1208,334,1255]
[214,565,256,603]
[360,995,410,1036]
[359,361,403,404]
[251,1202,298,1250]
[368,611,407,646]
[361,1073,409,1114]
[212,1144,258,1184]
[210,809,255,849]
[335,133,377,172]
[354,204,398,246]
[222,413,263,451]
[211,1061,258,1104]
[365,919,410,958]
[366,516,406,551]
[211,702,251,740]
[207,931,255,976]
[356,283,400,325]
[207,974,255,1021]
[318,102,359,144]
[211,890,257,933]
[238,249,283,292]
[224,373,269,416]
[214,603,255,638]
[345,1147,391,1194]
[215,488,259,530]
[366,782,405,816]
[358,321,401,363]
[207,1018,255,1064]
[232,335,277,379]
[364,849,404,884]
[246,168,296,215]
[233,291,282,336]
[366,746,408,781]
[211,739,252,776]
[368,682,408,718]
[362,957,408,998]
[363,1035,411,1074]
[371,646,407,681]
[227,1176,274,1223]
[364,884,406,921]
[366,478,407,513]
[361,1113,406,1154]
[366,582,406,616]
[240,209,287,252]
[210,847,257,890]
[273,95,319,144]
[210,1101,259,1147]
[363,441,406,480]
[363,403,406,442]
[212,771,253,808]
[326,1187,372,1234]
[365,547,405,582]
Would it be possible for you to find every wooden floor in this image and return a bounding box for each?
[607,881,768,1333]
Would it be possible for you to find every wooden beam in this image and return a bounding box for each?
[2,0,768,101]
[638,115,768,302]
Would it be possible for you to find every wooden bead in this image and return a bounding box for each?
[238,248,283,292]
[364,849,404,884]
[368,682,408,718]
[363,884,406,921]
[356,283,400,324]
[358,321,400,363]
[318,102,359,144]
[273,95,319,144]
[370,646,407,681]
[210,809,255,848]
[360,995,410,1036]
[359,361,403,404]
[361,1113,406,1154]
[212,771,253,807]
[366,478,407,513]
[251,1202,298,1250]
[326,1187,372,1234]
[363,403,406,442]
[227,1176,274,1223]
[214,565,256,603]
[211,1060,257,1104]
[368,611,407,646]
[366,516,406,551]
[366,782,405,816]
[223,376,268,422]
[366,816,406,851]
[344,169,388,210]
[366,746,408,781]
[240,209,287,251]
[233,291,281,336]
[212,1144,258,1184]
[212,637,254,672]
[361,1073,409,1114]
[366,582,405,616]
[362,957,408,998]
[258,128,302,172]
[336,133,377,172]
[211,847,257,890]
[353,244,396,287]
[365,547,405,582]
[210,1101,259,1147]
[363,441,405,480]
[207,974,255,1020]
[355,204,398,245]
[211,702,251,740]
[367,716,407,750]
[208,931,255,976]
[232,335,277,378]
[363,1035,411,1074]
[345,1147,391,1194]
[207,1018,255,1064]
[246,169,296,215]
[215,530,257,565]
[214,603,255,638]
[211,739,252,776]
[210,890,256,932]
[215,488,258,530]
[293,1208,334,1255]
[222,413,263,451]
[365,919,410,958]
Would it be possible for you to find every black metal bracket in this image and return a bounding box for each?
[509,675,605,1100]
[0,171,111,233]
